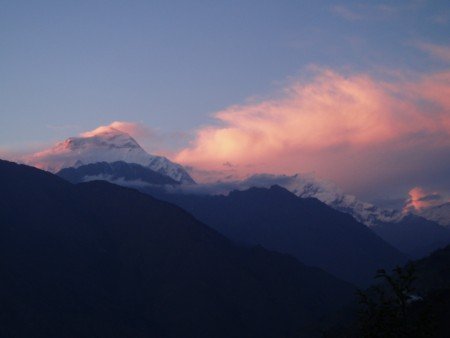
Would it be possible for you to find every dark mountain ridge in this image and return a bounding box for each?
[152,185,408,287]
[0,159,355,338]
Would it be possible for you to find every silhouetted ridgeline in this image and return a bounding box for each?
[153,186,408,287]
[0,160,354,338]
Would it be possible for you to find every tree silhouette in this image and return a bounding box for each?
[357,264,433,338]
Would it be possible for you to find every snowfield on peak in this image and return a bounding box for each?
[418,203,450,227]
[25,126,195,184]
[287,178,403,226]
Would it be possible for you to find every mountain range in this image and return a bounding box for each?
[33,128,450,263]
[59,160,450,284]
[2,125,450,337]
[0,159,355,338]
[152,185,408,287]
[57,161,450,261]
[26,126,450,229]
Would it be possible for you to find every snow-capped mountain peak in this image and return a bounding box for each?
[233,174,448,227]
[273,175,403,226]
[25,126,195,184]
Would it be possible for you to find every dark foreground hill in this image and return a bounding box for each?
[0,160,355,338]
[155,186,407,287]
[325,244,450,338]
[391,246,450,337]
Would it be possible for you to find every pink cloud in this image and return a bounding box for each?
[403,187,449,212]
[175,68,450,197]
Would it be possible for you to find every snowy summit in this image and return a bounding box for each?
[25,125,195,184]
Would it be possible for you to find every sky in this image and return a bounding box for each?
[1,0,450,204]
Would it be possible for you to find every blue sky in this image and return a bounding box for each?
[1,1,450,202]
[1,0,449,148]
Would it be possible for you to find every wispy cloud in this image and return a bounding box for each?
[330,5,363,21]
[432,11,450,25]
[413,41,450,63]
[329,3,401,22]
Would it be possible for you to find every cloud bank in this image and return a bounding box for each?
[175,68,450,200]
